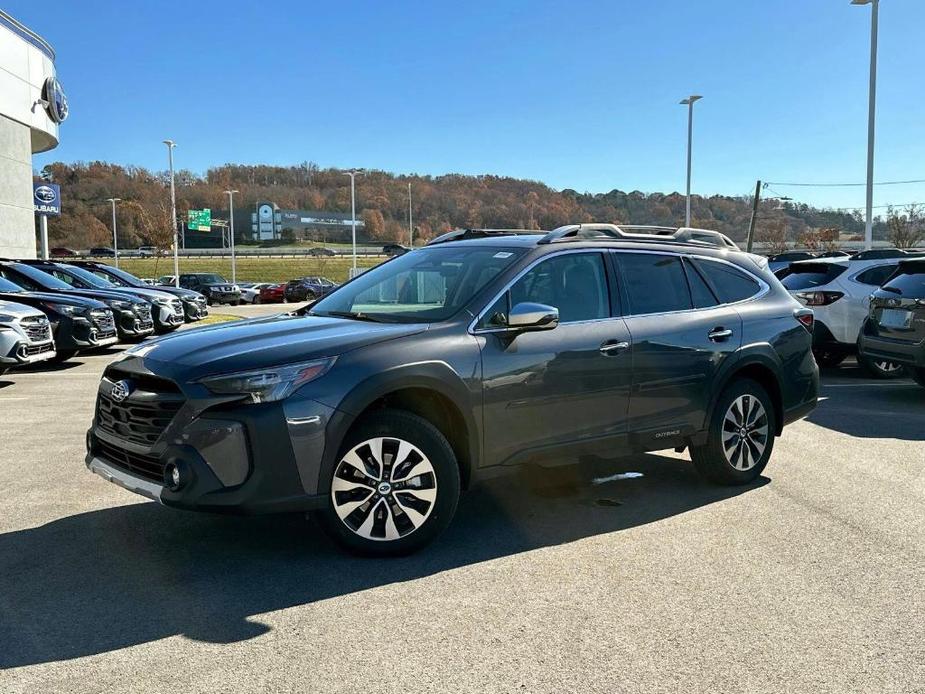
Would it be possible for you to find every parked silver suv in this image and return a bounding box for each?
[0,300,56,376]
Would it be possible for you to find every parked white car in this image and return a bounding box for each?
[779,251,908,376]
[0,300,56,376]
[239,282,273,303]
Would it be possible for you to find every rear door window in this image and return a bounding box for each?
[616,253,692,315]
[779,263,848,290]
[696,259,762,303]
[682,259,719,309]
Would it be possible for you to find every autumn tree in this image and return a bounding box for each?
[885,205,925,249]
[362,209,386,240]
[756,220,789,254]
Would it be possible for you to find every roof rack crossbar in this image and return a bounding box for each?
[426,228,542,246]
[538,224,739,250]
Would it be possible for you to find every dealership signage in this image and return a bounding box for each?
[188,208,212,231]
[41,77,69,124]
[33,183,61,216]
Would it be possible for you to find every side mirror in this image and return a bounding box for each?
[507,302,559,331]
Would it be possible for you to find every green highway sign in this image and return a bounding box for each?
[188,208,212,231]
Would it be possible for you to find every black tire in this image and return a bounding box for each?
[858,354,907,379]
[206,298,213,306]
[813,348,846,368]
[690,378,776,485]
[254,296,261,304]
[315,409,461,556]
[912,368,925,389]
[49,349,78,364]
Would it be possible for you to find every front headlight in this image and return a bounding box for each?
[197,357,336,403]
[152,297,171,306]
[109,300,133,310]
[0,313,16,322]
[42,302,88,318]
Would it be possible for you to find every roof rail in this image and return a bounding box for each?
[426,228,542,246]
[538,224,739,250]
[850,248,907,261]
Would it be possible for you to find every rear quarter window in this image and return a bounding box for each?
[854,264,899,287]
[696,259,762,303]
[779,264,847,290]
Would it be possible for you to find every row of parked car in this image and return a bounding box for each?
[773,248,925,382]
[0,259,209,376]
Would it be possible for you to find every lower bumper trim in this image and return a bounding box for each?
[87,455,164,502]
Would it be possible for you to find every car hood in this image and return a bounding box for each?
[133,314,428,379]
[59,288,148,305]
[103,287,180,303]
[149,286,203,301]
[0,290,109,310]
[0,299,44,319]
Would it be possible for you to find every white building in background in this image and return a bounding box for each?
[0,10,64,257]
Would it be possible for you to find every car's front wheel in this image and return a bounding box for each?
[690,379,776,485]
[316,409,460,556]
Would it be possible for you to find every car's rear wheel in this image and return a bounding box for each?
[813,348,846,368]
[858,355,906,379]
[690,379,775,485]
[316,409,460,556]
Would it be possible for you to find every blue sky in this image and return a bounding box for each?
[10,0,925,210]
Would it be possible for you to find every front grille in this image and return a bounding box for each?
[90,309,116,336]
[170,299,183,315]
[95,438,165,483]
[133,304,152,321]
[21,316,52,342]
[95,373,184,447]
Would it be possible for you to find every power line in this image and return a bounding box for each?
[764,178,925,188]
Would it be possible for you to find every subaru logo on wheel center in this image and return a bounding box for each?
[109,380,131,403]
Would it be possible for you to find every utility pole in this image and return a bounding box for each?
[680,95,703,227]
[746,180,762,253]
[851,0,880,250]
[344,169,364,274]
[106,197,121,267]
[225,189,239,285]
[408,182,413,247]
[163,139,179,287]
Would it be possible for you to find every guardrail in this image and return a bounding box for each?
[76,249,389,260]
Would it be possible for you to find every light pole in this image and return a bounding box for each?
[163,139,179,287]
[344,169,364,273]
[679,95,702,227]
[105,197,121,267]
[225,189,239,285]
[408,182,413,248]
[852,0,879,250]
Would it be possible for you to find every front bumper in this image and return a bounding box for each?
[115,309,154,338]
[153,304,185,331]
[85,380,335,514]
[0,336,55,366]
[207,291,241,305]
[183,299,209,321]
[858,333,925,368]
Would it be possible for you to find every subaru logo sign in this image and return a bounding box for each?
[42,77,69,124]
[110,380,132,403]
[33,183,61,216]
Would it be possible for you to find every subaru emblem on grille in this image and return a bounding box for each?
[110,380,132,403]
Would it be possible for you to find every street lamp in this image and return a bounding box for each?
[408,182,413,248]
[163,139,179,287]
[105,198,121,267]
[344,168,365,273]
[679,95,703,227]
[851,0,879,250]
[225,189,239,285]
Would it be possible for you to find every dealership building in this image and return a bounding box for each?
[0,10,64,257]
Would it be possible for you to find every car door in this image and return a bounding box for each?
[613,252,743,443]
[476,251,633,466]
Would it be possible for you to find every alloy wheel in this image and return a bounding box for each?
[721,394,769,471]
[874,360,902,374]
[331,437,437,541]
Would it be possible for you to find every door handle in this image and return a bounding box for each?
[708,327,733,342]
[599,340,630,355]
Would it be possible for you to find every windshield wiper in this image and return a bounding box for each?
[311,310,395,323]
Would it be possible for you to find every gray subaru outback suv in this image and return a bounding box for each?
[86,224,818,555]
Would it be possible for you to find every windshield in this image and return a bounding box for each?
[7,264,74,291]
[94,265,143,287]
[0,276,24,293]
[882,267,925,298]
[64,265,120,288]
[310,246,525,323]
[196,274,227,284]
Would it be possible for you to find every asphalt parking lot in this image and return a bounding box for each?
[1,335,923,693]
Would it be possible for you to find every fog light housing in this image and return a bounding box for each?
[164,462,183,490]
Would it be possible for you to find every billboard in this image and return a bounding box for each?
[188,208,212,232]
[33,183,61,216]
